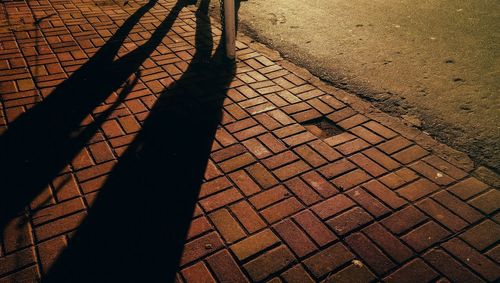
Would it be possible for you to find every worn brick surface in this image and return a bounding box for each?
[0,0,499,282]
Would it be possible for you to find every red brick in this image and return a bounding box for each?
[274,124,304,138]
[402,221,450,252]
[432,191,482,223]
[422,155,468,180]
[214,127,237,147]
[249,185,289,210]
[392,145,429,164]
[416,198,468,232]
[37,236,67,274]
[218,153,256,173]
[35,211,86,241]
[199,188,243,212]
[363,121,398,139]
[254,113,281,130]
[346,187,390,218]
[293,210,337,247]
[442,238,500,282]
[303,243,354,278]
[362,147,401,170]
[2,216,33,254]
[246,163,278,189]
[180,232,224,266]
[362,180,406,209]
[75,160,116,182]
[211,144,246,163]
[350,126,384,144]
[199,177,232,198]
[363,223,414,263]
[377,136,412,154]
[204,159,222,180]
[273,160,311,181]
[397,178,440,201]
[186,216,213,240]
[243,138,272,159]
[381,206,427,235]
[262,151,299,169]
[209,209,246,244]
[332,169,371,190]
[460,220,500,251]
[258,133,287,153]
[349,153,387,177]
[231,229,280,261]
[301,171,339,198]
[181,262,216,283]
[243,245,296,282]
[32,198,85,226]
[468,189,500,214]
[89,141,114,163]
[384,259,438,283]
[378,168,419,189]
[448,177,489,200]
[274,219,317,257]
[229,170,261,196]
[206,250,249,283]
[311,194,355,219]
[324,132,356,147]
[234,125,267,141]
[0,265,39,282]
[101,119,124,138]
[327,207,373,236]
[281,264,315,283]
[293,144,327,167]
[410,161,455,185]
[230,201,266,233]
[327,108,356,123]
[284,177,321,205]
[283,131,316,147]
[268,109,295,125]
[423,249,484,283]
[318,158,356,179]
[337,114,369,129]
[52,173,80,202]
[261,197,304,224]
[0,247,36,277]
[308,140,342,162]
[226,118,257,133]
[345,232,396,275]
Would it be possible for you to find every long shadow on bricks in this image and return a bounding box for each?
[0,0,162,229]
[44,0,236,282]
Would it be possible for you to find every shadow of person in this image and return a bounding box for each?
[44,0,236,282]
[0,0,188,230]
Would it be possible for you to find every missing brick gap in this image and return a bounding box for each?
[301,117,344,139]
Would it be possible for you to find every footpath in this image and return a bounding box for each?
[0,0,499,282]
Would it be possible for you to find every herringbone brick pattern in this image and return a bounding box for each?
[0,0,499,282]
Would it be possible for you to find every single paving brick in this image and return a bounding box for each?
[326,207,373,236]
[363,223,414,263]
[324,263,376,283]
[468,189,500,214]
[209,209,246,244]
[180,232,224,266]
[345,232,396,276]
[274,219,317,258]
[442,238,500,282]
[261,197,304,224]
[206,249,249,283]
[384,258,438,283]
[423,249,485,283]
[230,201,266,233]
[181,262,216,283]
[293,210,337,247]
[381,206,427,235]
[346,187,391,218]
[243,245,296,282]
[231,229,280,261]
[281,264,315,283]
[448,177,489,200]
[312,194,355,219]
[402,221,451,252]
[416,198,468,232]
[303,243,355,278]
[460,220,500,251]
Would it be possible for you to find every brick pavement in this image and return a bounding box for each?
[0,0,499,282]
